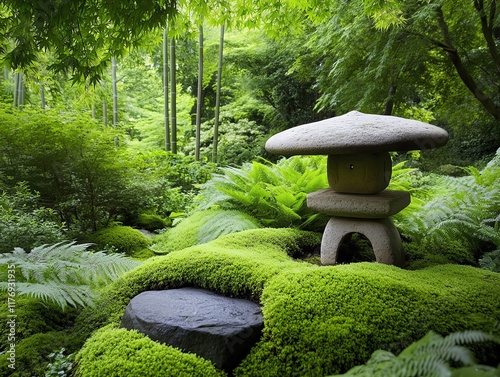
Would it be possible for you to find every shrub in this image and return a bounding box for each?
[403,239,476,268]
[135,213,170,231]
[88,226,151,256]
[327,330,500,377]
[0,183,65,253]
[74,325,226,377]
[152,209,262,254]
[0,107,148,233]
[479,249,500,273]
[44,348,74,377]
[395,149,500,265]
[196,156,329,231]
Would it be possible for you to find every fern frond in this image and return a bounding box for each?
[0,242,140,309]
[196,209,262,245]
[2,281,95,310]
[77,250,141,285]
[327,330,497,377]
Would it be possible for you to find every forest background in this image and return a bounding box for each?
[2,0,500,247]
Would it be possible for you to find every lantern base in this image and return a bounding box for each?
[321,217,404,267]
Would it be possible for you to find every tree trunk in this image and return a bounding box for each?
[112,57,118,126]
[13,73,18,108]
[170,38,177,154]
[17,73,24,109]
[195,24,204,161]
[103,100,108,126]
[473,0,500,75]
[40,85,46,109]
[213,25,225,163]
[163,26,170,152]
[383,80,396,115]
[435,6,500,121]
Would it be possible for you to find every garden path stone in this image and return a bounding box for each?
[120,287,263,372]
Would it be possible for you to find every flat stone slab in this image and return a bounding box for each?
[307,189,410,218]
[265,111,449,155]
[120,288,263,372]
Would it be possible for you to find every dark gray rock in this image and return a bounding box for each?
[120,287,263,372]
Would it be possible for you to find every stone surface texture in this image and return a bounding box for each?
[120,287,263,372]
[307,189,410,218]
[321,217,404,266]
[327,152,392,194]
[265,110,449,156]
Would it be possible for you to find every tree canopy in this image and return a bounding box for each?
[0,0,176,83]
[2,0,500,122]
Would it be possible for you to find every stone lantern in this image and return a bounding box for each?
[265,111,448,266]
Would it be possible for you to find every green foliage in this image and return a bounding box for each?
[0,183,65,253]
[74,325,226,377]
[0,330,82,377]
[0,106,151,233]
[396,150,500,265]
[88,226,152,256]
[124,150,215,219]
[74,229,499,377]
[479,250,500,273]
[235,263,500,376]
[1,0,175,83]
[0,242,140,310]
[185,117,268,165]
[135,213,170,232]
[328,330,499,377]
[403,239,477,269]
[197,156,329,231]
[153,209,262,253]
[0,295,78,352]
[44,348,74,377]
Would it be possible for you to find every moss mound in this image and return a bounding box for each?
[74,228,500,376]
[135,213,170,231]
[74,325,225,377]
[88,225,151,256]
[0,295,78,352]
[235,263,500,376]
[153,209,262,254]
[75,228,321,335]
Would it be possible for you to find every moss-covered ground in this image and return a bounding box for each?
[72,228,500,377]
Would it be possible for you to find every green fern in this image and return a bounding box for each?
[479,249,500,272]
[0,242,140,310]
[197,156,329,231]
[396,150,500,263]
[152,209,262,253]
[329,330,499,377]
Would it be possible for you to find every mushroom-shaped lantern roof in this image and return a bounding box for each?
[265,111,449,156]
